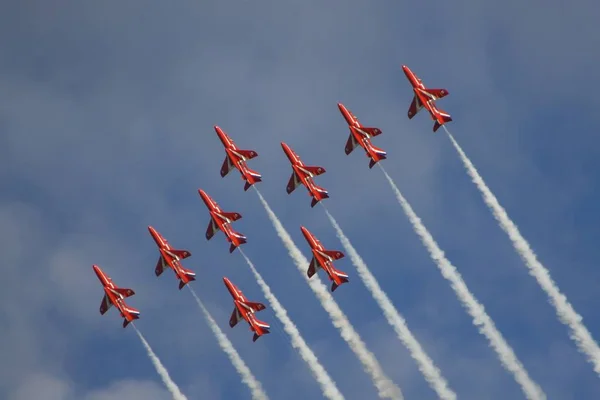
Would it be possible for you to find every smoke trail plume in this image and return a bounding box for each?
[133,324,188,400]
[237,249,345,400]
[322,207,456,400]
[445,127,600,376]
[378,164,546,400]
[188,287,269,400]
[253,188,403,400]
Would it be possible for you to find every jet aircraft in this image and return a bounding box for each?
[337,102,387,168]
[402,65,452,132]
[198,189,247,253]
[281,142,329,208]
[223,277,270,342]
[148,226,196,290]
[215,125,262,191]
[300,226,349,292]
[93,264,140,328]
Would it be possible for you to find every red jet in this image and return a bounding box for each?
[223,277,270,342]
[281,142,329,208]
[215,125,262,191]
[148,226,196,290]
[198,189,247,253]
[337,103,387,169]
[300,226,349,292]
[93,264,140,328]
[402,65,452,132]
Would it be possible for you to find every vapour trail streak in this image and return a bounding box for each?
[378,164,546,400]
[445,127,600,376]
[188,287,269,400]
[322,206,457,400]
[253,187,403,400]
[133,324,188,400]
[237,249,345,400]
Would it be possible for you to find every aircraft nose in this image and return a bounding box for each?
[92,264,103,279]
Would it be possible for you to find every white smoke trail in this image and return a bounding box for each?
[237,249,345,400]
[188,287,269,400]
[132,324,188,400]
[378,164,546,400]
[253,188,403,400]
[445,127,600,375]
[322,206,456,400]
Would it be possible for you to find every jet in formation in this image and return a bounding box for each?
[281,142,329,208]
[215,125,262,191]
[300,226,349,292]
[148,226,196,290]
[402,65,452,132]
[337,102,387,168]
[224,277,271,342]
[93,264,140,328]
[198,189,247,253]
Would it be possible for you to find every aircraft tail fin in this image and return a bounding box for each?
[331,268,349,292]
[433,111,452,132]
[229,236,247,253]
[252,329,270,342]
[331,276,349,292]
[122,306,140,328]
[243,169,262,191]
[310,186,329,207]
[178,270,196,290]
[368,145,387,168]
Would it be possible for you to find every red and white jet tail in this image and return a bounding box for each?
[368,145,387,169]
[331,268,350,292]
[122,305,140,328]
[433,110,452,132]
[178,269,197,290]
[243,169,263,191]
[229,232,247,253]
[310,186,329,208]
[252,318,271,342]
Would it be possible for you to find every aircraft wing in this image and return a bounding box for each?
[237,149,257,160]
[206,219,219,240]
[408,95,423,119]
[323,250,344,260]
[303,166,325,177]
[221,156,234,177]
[155,256,167,276]
[242,301,266,313]
[345,134,359,155]
[230,307,242,328]
[307,257,319,278]
[422,88,448,100]
[100,294,112,315]
[286,172,301,194]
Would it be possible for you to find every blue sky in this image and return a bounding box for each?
[1,1,599,399]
